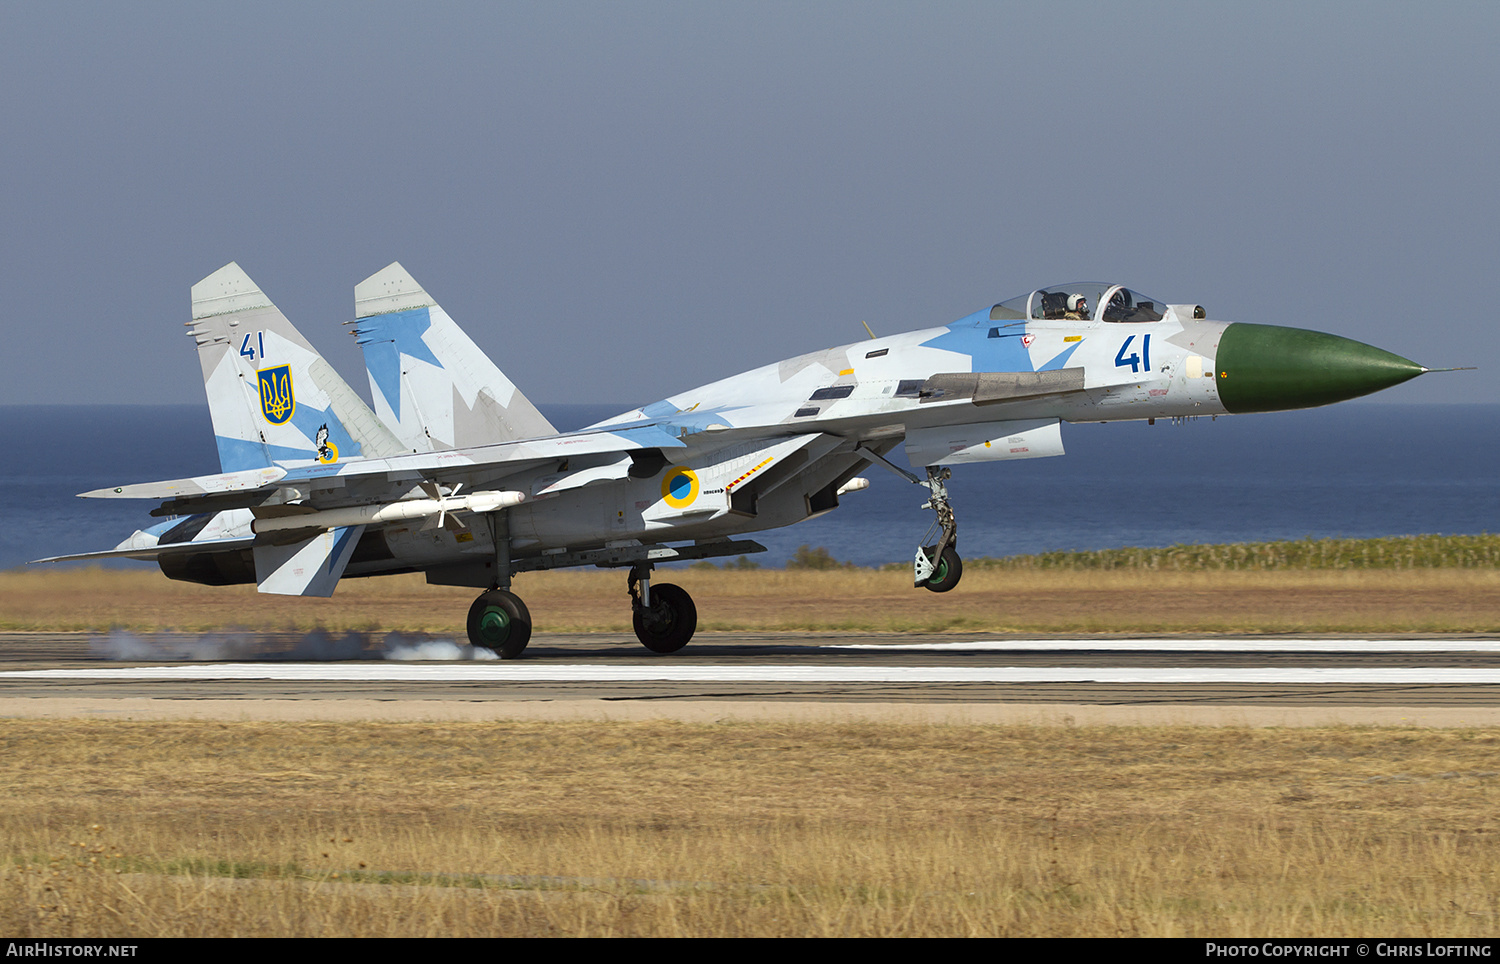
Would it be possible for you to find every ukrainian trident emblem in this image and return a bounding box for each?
[258,365,295,425]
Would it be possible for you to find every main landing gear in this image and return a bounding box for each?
[466,588,532,659]
[466,510,533,659]
[462,571,700,659]
[629,565,697,653]
[462,507,715,658]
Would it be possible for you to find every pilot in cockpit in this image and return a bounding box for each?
[1064,294,1089,320]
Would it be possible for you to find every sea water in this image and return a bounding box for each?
[3,403,1495,572]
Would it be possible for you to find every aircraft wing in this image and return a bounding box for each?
[79,422,691,515]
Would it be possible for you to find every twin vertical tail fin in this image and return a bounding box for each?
[189,263,404,472]
[186,261,547,597]
[187,263,404,598]
[350,262,556,453]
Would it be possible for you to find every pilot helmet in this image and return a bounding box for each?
[1067,293,1087,313]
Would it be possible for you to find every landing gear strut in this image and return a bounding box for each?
[854,447,967,593]
[629,564,697,653]
[913,466,962,592]
[465,508,532,659]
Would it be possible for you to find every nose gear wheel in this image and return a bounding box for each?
[919,543,963,593]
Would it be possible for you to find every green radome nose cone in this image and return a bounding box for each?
[1216,323,1425,414]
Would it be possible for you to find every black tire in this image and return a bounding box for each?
[633,582,697,654]
[466,589,532,659]
[921,545,963,593]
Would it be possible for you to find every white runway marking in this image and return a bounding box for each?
[3,664,1499,684]
[827,638,1500,653]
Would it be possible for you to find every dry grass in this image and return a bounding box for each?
[968,533,1500,572]
[1,720,1497,937]
[3,565,1499,634]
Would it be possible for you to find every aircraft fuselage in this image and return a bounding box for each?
[51,272,1428,657]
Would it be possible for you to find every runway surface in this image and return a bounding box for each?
[2,632,1499,725]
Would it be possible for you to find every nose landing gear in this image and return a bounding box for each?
[912,466,962,592]
[855,446,965,593]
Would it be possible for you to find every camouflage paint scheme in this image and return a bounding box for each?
[40,266,1429,655]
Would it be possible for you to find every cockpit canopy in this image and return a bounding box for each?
[990,283,1165,324]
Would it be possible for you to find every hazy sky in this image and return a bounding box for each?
[4,1,1495,407]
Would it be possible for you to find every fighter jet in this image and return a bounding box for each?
[38,267,1437,657]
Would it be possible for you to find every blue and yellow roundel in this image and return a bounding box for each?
[661,467,699,509]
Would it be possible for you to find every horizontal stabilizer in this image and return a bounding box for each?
[252,525,365,597]
[30,536,256,565]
